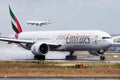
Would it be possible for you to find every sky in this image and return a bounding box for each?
[0,0,120,36]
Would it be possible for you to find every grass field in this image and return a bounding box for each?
[0,61,119,78]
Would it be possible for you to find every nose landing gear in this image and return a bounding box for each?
[100,55,105,61]
[97,50,105,61]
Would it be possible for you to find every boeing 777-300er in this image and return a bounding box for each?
[0,6,113,60]
[27,20,51,26]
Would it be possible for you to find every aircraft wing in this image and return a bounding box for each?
[0,37,34,44]
[0,37,62,49]
[0,37,63,52]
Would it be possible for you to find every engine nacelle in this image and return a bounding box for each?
[31,42,49,55]
[88,51,99,56]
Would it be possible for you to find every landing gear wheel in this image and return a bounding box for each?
[66,51,77,60]
[100,56,105,61]
[66,55,77,60]
[34,55,45,60]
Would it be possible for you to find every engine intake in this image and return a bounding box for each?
[31,42,49,55]
[39,43,49,54]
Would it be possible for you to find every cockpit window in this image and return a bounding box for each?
[102,37,111,39]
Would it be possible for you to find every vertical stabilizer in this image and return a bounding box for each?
[9,5,22,33]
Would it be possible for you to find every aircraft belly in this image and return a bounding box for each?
[63,44,95,51]
[57,43,108,51]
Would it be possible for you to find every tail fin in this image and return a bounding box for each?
[9,5,22,33]
[11,21,19,33]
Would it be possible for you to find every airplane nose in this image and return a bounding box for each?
[107,39,113,47]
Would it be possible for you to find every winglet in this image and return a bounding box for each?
[9,5,22,33]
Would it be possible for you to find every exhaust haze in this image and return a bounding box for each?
[0,42,69,60]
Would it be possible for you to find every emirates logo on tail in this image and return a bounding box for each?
[9,5,22,33]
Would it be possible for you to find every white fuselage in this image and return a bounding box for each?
[17,30,113,51]
[27,20,51,26]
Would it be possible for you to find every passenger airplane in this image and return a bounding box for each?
[0,6,113,60]
[27,20,51,26]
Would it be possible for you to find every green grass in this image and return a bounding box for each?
[114,63,120,68]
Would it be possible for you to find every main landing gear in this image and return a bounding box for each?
[66,51,77,60]
[34,55,45,60]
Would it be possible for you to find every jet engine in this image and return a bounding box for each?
[31,42,49,55]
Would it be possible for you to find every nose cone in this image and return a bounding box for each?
[107,39,113,47]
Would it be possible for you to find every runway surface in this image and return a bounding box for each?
[1,59,120,63]
[45,59,120,63]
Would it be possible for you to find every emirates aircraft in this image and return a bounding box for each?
[0,6,113,60]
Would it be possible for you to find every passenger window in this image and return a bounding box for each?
[102,37,111,39]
